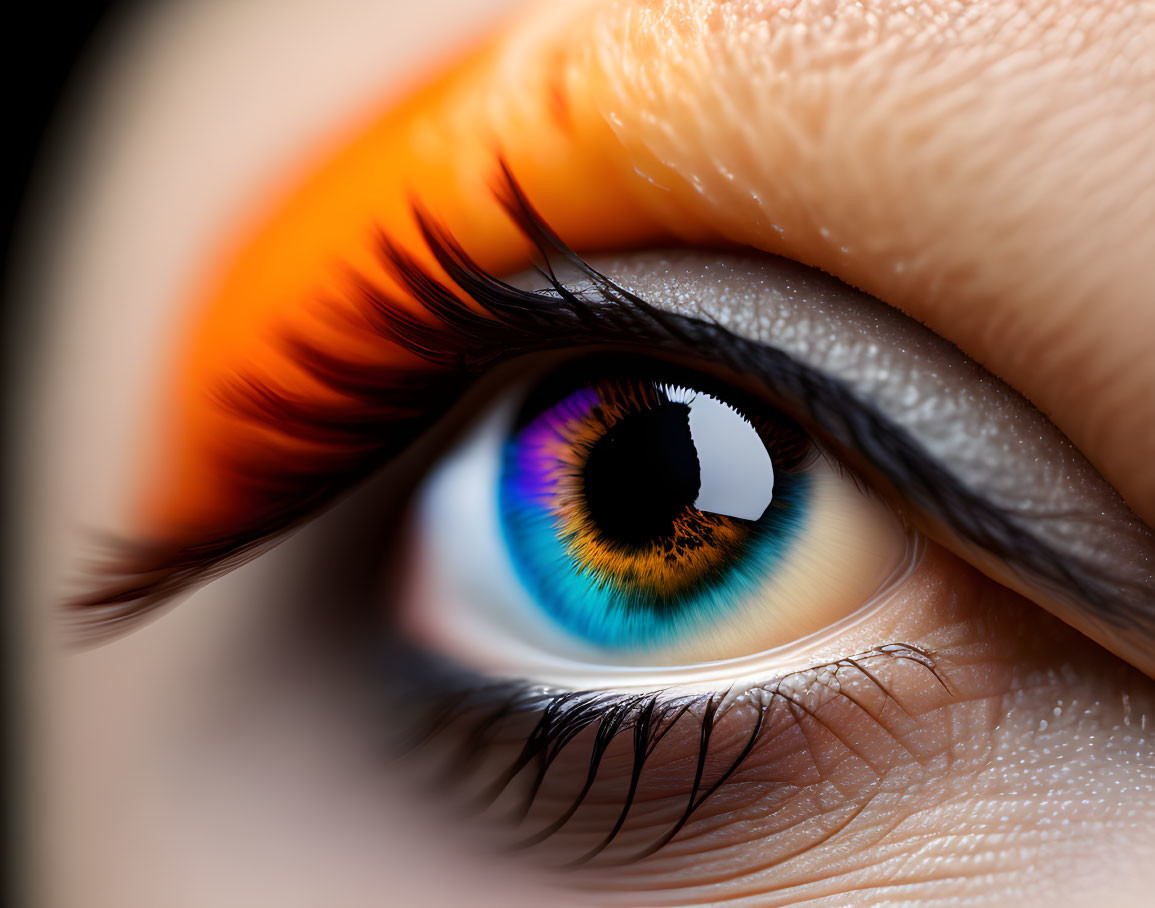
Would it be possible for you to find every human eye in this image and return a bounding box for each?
[32,1,1155,906]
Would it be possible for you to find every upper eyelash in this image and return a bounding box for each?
[387,640,955,866]
[70,159,1133,637]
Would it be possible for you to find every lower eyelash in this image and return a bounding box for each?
[387,642,955,867]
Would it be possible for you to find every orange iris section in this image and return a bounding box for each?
[546,380,749,595]
[144,26,691,546]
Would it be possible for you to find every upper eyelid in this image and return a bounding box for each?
[74,177,1155,684]
[65,3,1155,665]
[494,206,1155,642]
[397,185,1155,652]
[542,249,1155,673]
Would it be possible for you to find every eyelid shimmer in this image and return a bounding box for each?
[88,3,1155,659]
[139,25,667,543]
[79,178,1155,693]
[528,250,1155,673]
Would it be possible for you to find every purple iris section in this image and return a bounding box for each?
[499,376,810,649]
[505,387,601,510]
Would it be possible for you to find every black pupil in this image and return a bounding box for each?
[582,402,701,547]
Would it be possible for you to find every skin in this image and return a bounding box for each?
[15,0,1155,905]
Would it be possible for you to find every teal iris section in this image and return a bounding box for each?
[497,385,812,652]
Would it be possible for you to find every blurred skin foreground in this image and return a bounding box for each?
[22,1,1155,907]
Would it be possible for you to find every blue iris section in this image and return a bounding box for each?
[498,438,812,652]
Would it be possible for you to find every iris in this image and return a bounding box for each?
[499,363,814,652]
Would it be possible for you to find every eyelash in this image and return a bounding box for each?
[65,156,1134,877]
[387,640,955,866]
[73,159,1116,639]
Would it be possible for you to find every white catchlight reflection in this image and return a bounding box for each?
[401,374,916,685]
[663,386,775,521]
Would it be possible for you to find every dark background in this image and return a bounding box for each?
[5,4,125,907]
[4,3,125,267]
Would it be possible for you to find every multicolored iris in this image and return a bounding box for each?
[499,365,814,652]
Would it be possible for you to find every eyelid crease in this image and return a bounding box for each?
[538,248,1155,675]
[71,166,1155,682]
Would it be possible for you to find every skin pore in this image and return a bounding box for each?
[19,0,1155,906]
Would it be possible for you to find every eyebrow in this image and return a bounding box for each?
[74,167,1155,684]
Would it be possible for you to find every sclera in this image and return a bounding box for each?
[398,375,920,690]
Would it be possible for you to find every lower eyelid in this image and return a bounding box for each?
[391,650,990,887]
[385,543,1025,876]
[377,548,1155,907]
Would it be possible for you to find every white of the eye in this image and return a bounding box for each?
[401,374,917,687]
[682,392,774,520]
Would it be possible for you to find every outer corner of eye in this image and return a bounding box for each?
[394,352,918,690]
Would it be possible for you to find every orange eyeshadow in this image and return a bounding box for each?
[138,30,686,559]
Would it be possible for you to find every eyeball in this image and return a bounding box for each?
[398,357,916,689]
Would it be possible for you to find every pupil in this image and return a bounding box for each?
[582,401,701,547]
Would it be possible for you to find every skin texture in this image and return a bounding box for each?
[16,0,1155,906]
[575,0,1155,527]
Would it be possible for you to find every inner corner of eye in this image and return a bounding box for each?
[392,355,914,687]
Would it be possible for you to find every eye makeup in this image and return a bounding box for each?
[547,249,1155,671]
[68,168,1155,881]
[61,147,1155,897]
[42,3,1155,904]
[75,169,1155,680]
